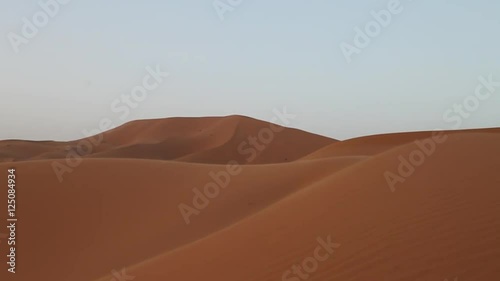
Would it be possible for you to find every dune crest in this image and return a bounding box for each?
[0,116,335,164]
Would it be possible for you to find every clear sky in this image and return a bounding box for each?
[1,0,499,140]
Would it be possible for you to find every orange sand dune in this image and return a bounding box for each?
[0,156,360,281]
[0,140,66,162]
[94,131,500,281]
[302,127,500,160]
[0,117,499,281]
[0,116,335,164]
[88,115,335,164]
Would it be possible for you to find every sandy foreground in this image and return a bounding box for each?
[0,116,499,281]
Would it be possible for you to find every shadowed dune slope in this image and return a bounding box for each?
[0,156,361,281]
[89,115,336,164]
[0,116,336,164]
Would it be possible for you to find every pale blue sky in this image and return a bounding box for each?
[1,0,499,140]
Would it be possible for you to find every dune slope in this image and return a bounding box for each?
[0,155,356,281]
[96,131,500,281]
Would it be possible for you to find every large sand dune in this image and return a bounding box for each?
[0,116,335,164]
[0,116,498,281]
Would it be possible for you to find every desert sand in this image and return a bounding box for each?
[0,116,499,281]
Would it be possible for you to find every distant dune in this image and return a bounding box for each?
[0,116,499,281]
[0,116,335,164]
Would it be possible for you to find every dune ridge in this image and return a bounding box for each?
[0,116,335,164]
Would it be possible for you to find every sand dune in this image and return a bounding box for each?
[0,116,499,281]
[0,157,361,281]
[0,116,335,164]
[94,131,500,281]
[0,140,65,162]
[302,128,500,160]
